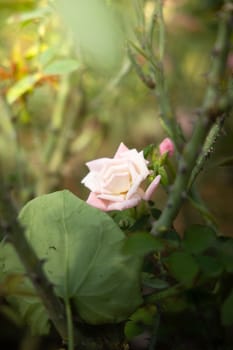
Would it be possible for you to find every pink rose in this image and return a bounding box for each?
[81,143,161,211]
[159,137,175,157]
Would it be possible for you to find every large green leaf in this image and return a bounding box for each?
[2,190,143,329]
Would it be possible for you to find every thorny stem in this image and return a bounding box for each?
[153,2,233,234]
[0,177,69,343]
[188,116,225,189]
[157,0,165,62]
[152,0,184,151]
[129,0,184,150]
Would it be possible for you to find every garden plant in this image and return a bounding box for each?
[0,1,233,349]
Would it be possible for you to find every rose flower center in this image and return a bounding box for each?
[104,172,131,194]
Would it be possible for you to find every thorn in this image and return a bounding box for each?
[168,185,174,193]
[167,201,173,209]
[40,258,47,266]
[181,191,187,199]
[180,164,187,174]
[1,234,12,244]
[212,47,221,57]
[29,273,42,285]
[195,107,203,116]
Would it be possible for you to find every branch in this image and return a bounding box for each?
[153,2,233,234]
[0,179,69,343]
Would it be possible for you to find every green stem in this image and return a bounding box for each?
[65,298,74,350]
[43,76,70,162]
[157,0,165,61]
[36,76,85,195]
[148,313,160,350]
[0,178,69,343]
[129,0,185,150]
[152,0,184,150]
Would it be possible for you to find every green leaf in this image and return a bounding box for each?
[221,289,233,326]
[43,59,79,75]
[163,294,189,313]
[7,73,42,104]
[183,225,216,254]
[122,232,164,256]
[130,215,150,232]
[111,209,136,230]
[124,320,144,340]
[14,298,50,335]
[124,305,157,340]
[150,207,162,220]
[38,47,58,66]
[196,255,223,278]
[162,230,181,250]
[130,305,157,325]
[143,144,155,159]
[142,273,169,290]
[217,239,233,273]
[158,166,169,186]
[164,251,199,287]
[0,244,49,334]
[2,191,143,328]
[7,7,51,24]
[163,230,181,242]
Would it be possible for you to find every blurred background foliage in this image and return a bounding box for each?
[0,1,232,347]
[0,0,232,223]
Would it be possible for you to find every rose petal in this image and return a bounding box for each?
[119,149,149,178]
[143,175,161,201]
[103,162,130,181]
[86,157,111,171]
[103,172,131,193]
[114,142,129,158]
[106,195,141,211]
[128,161,140,183]
[86,192,108,211]
[81,172,102,192]
[98,193,125,202]
[126,176,144,199]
